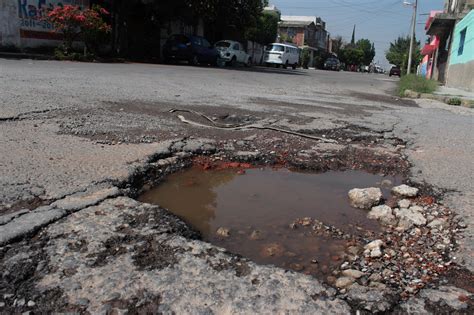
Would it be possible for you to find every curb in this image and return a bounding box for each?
[403,89,474,108]
[0,51,54,60]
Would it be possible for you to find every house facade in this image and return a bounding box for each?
[424,0,474,91]
[446,9,474,90]
[278,15,328,67]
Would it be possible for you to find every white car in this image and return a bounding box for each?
[264,43,299,69]
[215,40,251,66]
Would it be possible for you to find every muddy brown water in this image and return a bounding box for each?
[139,167,401,279]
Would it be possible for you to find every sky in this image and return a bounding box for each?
[271,0,445,69]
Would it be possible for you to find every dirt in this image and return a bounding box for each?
[351,91,419,108]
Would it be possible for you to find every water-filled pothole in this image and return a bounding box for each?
[139,166,401,279]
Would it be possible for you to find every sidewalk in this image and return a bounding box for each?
[435,86,474,101]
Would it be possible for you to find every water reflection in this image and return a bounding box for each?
[139,167,400,279]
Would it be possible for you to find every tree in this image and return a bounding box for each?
[186,0,267,41]
[340,46,364,66]
[247,10,279,45]
[386,35,421,73]
[45,5,111,55]
[356,39,375,65]
[331,36,344,56]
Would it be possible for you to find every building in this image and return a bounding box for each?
[278,15,328,67]
[0,0,90,49]
[424,0,474,91]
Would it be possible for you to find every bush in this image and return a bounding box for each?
[301,48,310,69]
[399,74,438,97]
[44,5,111,56]
[446,97,462,106]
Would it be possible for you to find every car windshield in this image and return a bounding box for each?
[215,41,231,48]
[169,35,189,44]
[266,44,285,52]
[326,59,338,64]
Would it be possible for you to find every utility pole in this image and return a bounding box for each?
[407,0,418,74]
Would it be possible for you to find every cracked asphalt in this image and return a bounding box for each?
[0,59,473,313]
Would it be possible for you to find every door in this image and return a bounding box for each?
[201,38,215,63]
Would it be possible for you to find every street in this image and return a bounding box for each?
[1,59,473,313]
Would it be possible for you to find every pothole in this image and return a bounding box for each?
[138,165,402,280]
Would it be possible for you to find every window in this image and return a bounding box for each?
[192,37,201,46]
[201,38,211,48]
[233,43,240,51]
[458,27,467,56]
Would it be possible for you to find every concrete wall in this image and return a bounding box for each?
[0,0,20,47]
[447,10,474,91]
[0,0,89,49]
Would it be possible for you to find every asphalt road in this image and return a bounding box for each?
[0,59,473,313]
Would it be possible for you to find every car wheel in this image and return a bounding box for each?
[245,58,251,67]
[283,61,289,69]
[292,63,297,70]
[229,56,237,67]
[190,55,199,66]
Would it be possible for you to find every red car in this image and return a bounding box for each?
[389,66,401,77]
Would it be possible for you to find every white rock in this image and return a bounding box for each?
[216,227,230,237]
[392,185,419,197]
[398,199,411,209]
[342,269,365,279]
[348,188,382,209]
[367,205,397,225]
[394,208,427,227]
[410,205,424,212]
[335,277,355,289]
[365,239,384,251]
[370,248,383,258]
[428,218,447,229]
[364,240,384,258]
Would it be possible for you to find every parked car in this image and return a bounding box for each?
[389,65,401,77]
[215,40,251,66]
[324,58,341,71]
[163,34,218,66]
[264,43,299,69]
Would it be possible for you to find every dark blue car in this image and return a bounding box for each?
[163,34,218,66]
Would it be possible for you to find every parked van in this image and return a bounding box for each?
[264,43,299,69]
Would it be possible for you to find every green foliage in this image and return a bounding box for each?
[301,48,310,69]
[447,97,462,106]
[399,74,438,97]
[339,47,364,66]
[386,36,421,73]
[185,0,266,37]
[356,39,375,65]
[54,47,94,61]
[247,11,279,45]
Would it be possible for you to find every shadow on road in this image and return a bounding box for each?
[221,65,307,76]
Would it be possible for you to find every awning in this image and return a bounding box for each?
[421,44,436,56]
[426,13,457,35]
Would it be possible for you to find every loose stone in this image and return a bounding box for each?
[392,185,419,197]
[216,227,231,238]
[348,188,382,209]
[342,269,365,279]
[335,277,355,289]
[367,205,396,225]
[398,199,411,209]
